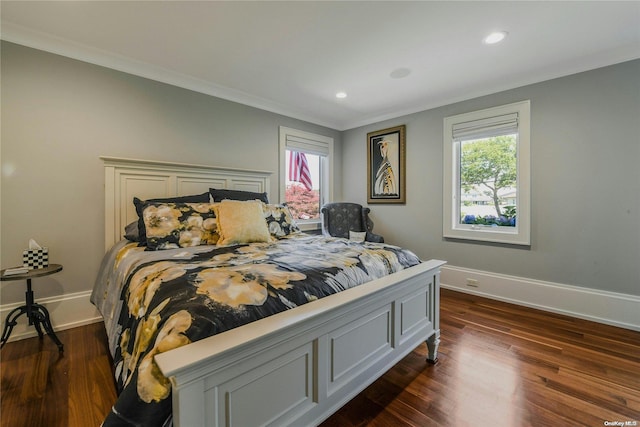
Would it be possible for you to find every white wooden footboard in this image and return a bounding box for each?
[155,259,445,427]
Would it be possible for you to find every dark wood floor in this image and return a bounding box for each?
[1,289,639,427]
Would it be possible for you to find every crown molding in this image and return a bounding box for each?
[1,21,340,130]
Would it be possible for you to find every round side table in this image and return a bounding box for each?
[0,264,64,352]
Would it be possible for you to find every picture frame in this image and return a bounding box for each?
[367,125,406,204]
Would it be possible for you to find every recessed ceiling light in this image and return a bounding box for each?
[335,92,347,99]
[483,31,508,45]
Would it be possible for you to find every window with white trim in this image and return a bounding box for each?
[279,126,333,230]
[443,100,530,245]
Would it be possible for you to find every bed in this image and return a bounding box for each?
[93,157,445,427]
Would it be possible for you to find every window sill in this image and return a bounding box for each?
[444,227,530,246]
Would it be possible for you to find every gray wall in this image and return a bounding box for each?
[2,41,638,306]
[342,59,640,296]
[0,42,342,304]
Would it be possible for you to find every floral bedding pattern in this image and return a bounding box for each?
[91,233,421,426]
[142,202,219,250]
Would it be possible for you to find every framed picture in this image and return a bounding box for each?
[367,125,406,204]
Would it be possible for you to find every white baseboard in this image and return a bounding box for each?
[0,290,102,343]
[441,265,640,331]
[2,267,637,344]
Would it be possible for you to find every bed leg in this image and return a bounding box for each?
[426,330,440,365]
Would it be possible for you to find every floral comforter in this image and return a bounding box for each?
[91,233,421,426]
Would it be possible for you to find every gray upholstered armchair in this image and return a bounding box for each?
[320,202,384,243]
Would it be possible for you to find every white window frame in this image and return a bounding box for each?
[443,100,531,245]
[279,126,334,231]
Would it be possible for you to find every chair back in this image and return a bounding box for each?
[320,202,382,242]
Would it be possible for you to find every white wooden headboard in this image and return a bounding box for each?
[101,156,273,250]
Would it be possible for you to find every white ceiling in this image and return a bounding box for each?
[2,1,639,130]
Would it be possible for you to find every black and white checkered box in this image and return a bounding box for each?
[22,248,49,270]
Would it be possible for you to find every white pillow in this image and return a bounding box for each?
[349,231,367,243]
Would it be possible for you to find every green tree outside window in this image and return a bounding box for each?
[460,135,517,224]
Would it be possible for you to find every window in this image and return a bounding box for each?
[443,100,530,245]
[279,126,333,230]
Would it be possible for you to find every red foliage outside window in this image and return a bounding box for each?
[286,184,319,220]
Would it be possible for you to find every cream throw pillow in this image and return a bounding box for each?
[215,200,272,245]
